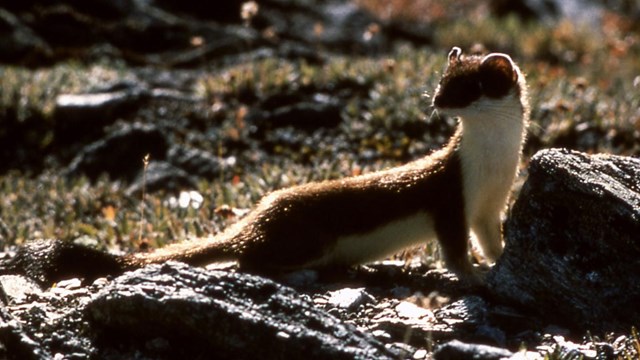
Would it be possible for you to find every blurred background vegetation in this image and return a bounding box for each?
[0,0,638,259]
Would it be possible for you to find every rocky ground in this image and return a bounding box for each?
[1,0,640,359]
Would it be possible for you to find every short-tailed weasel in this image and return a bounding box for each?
[125,47,529,282]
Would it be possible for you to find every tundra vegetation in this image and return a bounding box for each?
[0,0,639,358]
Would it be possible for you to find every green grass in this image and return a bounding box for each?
[0,60,130,122]
[0,11,638,251]
[0,4,639,356]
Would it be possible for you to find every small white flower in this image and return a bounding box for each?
[173,190,205,209]
[188,190,204,209]
[178,191,191,208]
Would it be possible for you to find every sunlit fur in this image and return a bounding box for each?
[437,53,529,262]
[125,48,529,284]
[456,92,528,261]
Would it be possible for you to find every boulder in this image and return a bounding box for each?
[488,148,640,333]
[86,262,402,360]
[0,259,406,359]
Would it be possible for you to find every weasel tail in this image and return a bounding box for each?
[124,47,529,283]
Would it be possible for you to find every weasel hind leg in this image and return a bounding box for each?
[434,216,479,283]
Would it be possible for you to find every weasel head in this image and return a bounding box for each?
[433,47,529,122]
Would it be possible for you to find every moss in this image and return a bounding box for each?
[0,61,127,122]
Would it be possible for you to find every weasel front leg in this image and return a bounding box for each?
[471,215,503,263]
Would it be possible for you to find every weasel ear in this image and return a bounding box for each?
[448,46,462,64]
[480,53,517,83]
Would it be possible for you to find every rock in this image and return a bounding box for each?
[1,1,194,64]
[167,146,226,179]
[54,86,149,145]
[67,0,137,19]
[0,269,109,359]
[2,0,136,19]
[0,239,124,288]
[86,262,402,360]
[490,0,560,20]
[125,160,198,195]
[0,0,440,67]
[323,265,531,349]
[247,96,343,135]
[0,275,42,303]
[0,8,52,65]
[54,87,147,119]
[153,0,243,23]
[383,20,433,46]
[433,340,513,360]
[490,0,619,25]
[255,0,385,54]
[65,122,168,181]
[326,288,374,311]
[538,335,603,359]
[1,237,633,359]
[487,148,640,333]
[425,295,535,348]
[0,304,45,360]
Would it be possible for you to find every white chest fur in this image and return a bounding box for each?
[456,93,526,224]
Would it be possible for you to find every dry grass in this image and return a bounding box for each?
[0,2,639,355]
[1,8,639,251]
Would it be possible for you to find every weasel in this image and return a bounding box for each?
[124,47,529,282]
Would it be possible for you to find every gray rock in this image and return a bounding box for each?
[54,87,148,125]
[0,8,51,64]
[2,0,138,19]
[326,287,374,311]
[0,239,124,287]
[86,262,401,360]
[167,146,226,179]
[490,0,560,20]
[0,304,46,360]
[433,340,513,360]
[0,275,42,303]
[54,87,149,146]
[488,148,640,333]
[125,160,197,196]
[152,0,242,23]
[65,122,168,181]
[247,98,343,133]
[490,0,628,25]
[255,0,384,54]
